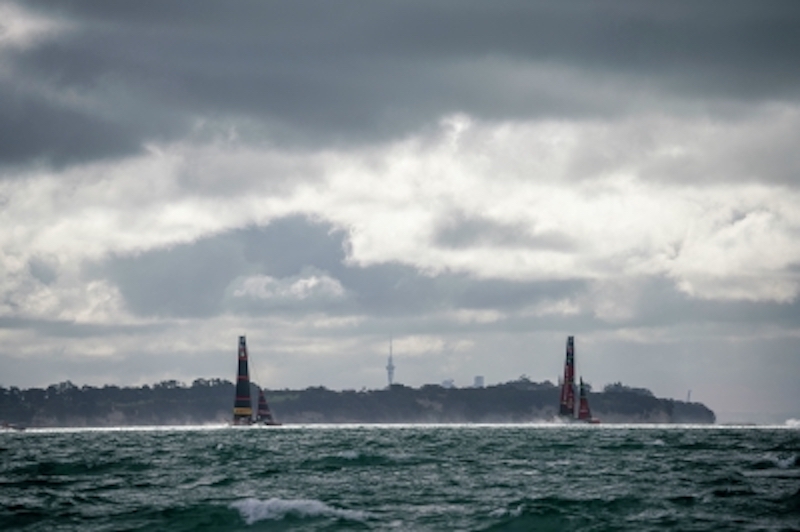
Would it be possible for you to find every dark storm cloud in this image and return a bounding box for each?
[0,84,144,168]
[7,1,800,167]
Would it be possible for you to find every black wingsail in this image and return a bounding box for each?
[255,388,280,425]
[232,336,253,425]
[559,336,576,417]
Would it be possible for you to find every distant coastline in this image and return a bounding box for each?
[0,378,714,428]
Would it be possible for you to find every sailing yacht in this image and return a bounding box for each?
[232,336,280,426]
[558,336,599,423]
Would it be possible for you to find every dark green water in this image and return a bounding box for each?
[1,425,798,531]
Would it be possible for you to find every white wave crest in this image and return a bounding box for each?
[335,450,360,459]
[489,505,523,518]
[784,418,800,428]
[231,497,368,525]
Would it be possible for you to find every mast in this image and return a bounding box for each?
[232,335,254,425]
[559,336,576,417]
[577,377,592,421]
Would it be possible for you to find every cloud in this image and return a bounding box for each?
[435,211,575,251]
[0,2,65,50]
[27,254,59,285]
[232,272,346,304]
[2,111,798,333]
[1,2,800,420]
[4,2,800,168]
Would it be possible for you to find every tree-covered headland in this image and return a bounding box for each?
[0,377,715,427]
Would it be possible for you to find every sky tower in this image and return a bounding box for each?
[386,338,395,387]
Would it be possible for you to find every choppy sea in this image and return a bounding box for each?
[1,424,799,531]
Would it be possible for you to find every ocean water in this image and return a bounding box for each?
[1,425,798,531]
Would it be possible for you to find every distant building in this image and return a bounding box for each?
[473,376,484,388]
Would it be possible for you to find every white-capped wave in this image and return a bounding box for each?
[335,450,360,459]
[489,505,523,518]
[784,418,800,428]
[231,497,368,525]
[749,453,799,472]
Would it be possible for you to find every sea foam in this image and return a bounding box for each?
[230,497,368,524]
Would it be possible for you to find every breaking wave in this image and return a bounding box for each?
[335,450,360,460]
[749,454,799,471]
[784,418,800,428]
[230,497,368,525]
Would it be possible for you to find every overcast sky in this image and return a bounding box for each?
[2,1,799,423]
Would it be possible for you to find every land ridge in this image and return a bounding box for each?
[0,379,715,427]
